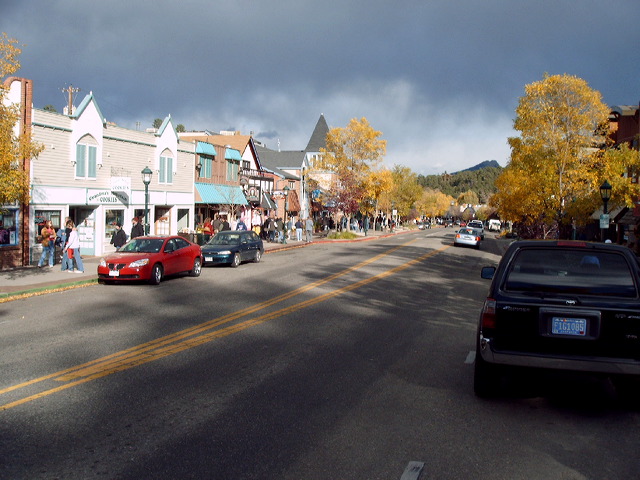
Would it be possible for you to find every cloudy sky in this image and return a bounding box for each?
[3,1,639,175]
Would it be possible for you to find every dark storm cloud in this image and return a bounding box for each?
[2,0,640,174]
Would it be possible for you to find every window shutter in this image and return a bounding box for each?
[76,144,86,177]
[167,157,173,183]
[159,156,166,183]
[88,146,97,178]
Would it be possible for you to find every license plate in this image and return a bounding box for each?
[205,256,213,262]
[109,270,120,277]
[552,317,586,336]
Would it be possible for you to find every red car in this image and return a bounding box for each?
[98,235,202,285]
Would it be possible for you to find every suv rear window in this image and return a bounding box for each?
[503,248,638,297]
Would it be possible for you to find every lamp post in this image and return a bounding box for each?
[141,166,153,235]
[599,180,612,242]
[282,185,290,244]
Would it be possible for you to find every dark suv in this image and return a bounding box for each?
[474,240,640,397]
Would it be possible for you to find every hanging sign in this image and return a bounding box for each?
[110,176,131,197]
[87,189,129,205]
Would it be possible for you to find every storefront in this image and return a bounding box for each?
[30,184,192,260]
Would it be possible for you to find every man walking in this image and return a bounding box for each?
[305,217,314,243]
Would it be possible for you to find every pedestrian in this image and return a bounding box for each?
[203,217,213,241]
[252,212,262,236]
[275,217,284,243]
[110,222,127,250]
[59,218,73,271]
[37,219,57,268]
[220,216,230,231]
[130,217,144,239]
[55,222,67,267]
[286,218,292,240]
[267,217,276,242]
[236,217,248,231]
[305,217,314,243]
[212,214,222,234]
[295,218,303,241]
[64,222,84,273]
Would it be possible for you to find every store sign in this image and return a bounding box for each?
[110,176,131,197]
[87,189,129,205]
[246,186,259,202]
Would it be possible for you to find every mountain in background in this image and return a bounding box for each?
[417,160,503,203]
[454,160,501,174]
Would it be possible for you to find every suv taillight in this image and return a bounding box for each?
[480,298,496,329]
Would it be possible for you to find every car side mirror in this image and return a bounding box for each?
[481,266,496,280]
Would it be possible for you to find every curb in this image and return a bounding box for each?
[0,278,98,303]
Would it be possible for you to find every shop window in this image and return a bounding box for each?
[199,156,213,179]
[34,210,62,232]
[105,209,124,240]
[0,209,19,246]
[75,143,97,179]
[159,155,173,184]
[227,159,239,181]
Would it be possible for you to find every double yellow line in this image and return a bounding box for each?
[0,240,448,412]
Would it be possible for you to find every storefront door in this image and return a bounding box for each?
[154,207,171,235]
[71,207,96,256]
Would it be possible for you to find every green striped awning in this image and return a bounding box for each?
[196,141,216,156]
[195,183,248,205]
[225,148,242,161]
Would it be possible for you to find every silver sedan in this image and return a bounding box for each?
[453,228,482,249]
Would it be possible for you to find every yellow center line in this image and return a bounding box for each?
[52,239,415,382]
[1,240,446,412]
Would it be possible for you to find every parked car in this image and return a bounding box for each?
[474,240,640,397]
[97,235,202,285]
[202,230,264,267]
[453,228,481,249]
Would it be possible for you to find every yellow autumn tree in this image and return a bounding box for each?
[363,167,393,217]
[415,188,455,219]
[492,73,616,238]
[389,165,422,219]
[456,190,479,207]
[0,33,43,206]
[317,117,386,219]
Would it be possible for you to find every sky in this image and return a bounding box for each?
[2,1,640,175]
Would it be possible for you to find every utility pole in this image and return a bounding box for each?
[61,85,80,115]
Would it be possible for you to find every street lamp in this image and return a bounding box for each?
[141,166,153,235]
[599,180,612,242]
[282,185,290,244]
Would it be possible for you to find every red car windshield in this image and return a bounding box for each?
[120,238,164,253]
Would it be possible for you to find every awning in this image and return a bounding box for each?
[225,148,242,161]
[196,141,216,156]
[261,192,276,209]
[287,190,301,212]
[195,183,248,205]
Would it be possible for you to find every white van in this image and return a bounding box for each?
[487,219,501,231]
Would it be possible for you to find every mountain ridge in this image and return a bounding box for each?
[453,160,501,174]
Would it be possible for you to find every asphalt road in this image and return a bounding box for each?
[0,229,638,479]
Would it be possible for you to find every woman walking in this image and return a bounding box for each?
[37,220,57,268]
[64,222,84,273]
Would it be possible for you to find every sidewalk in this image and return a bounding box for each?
[0,228,403,299]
